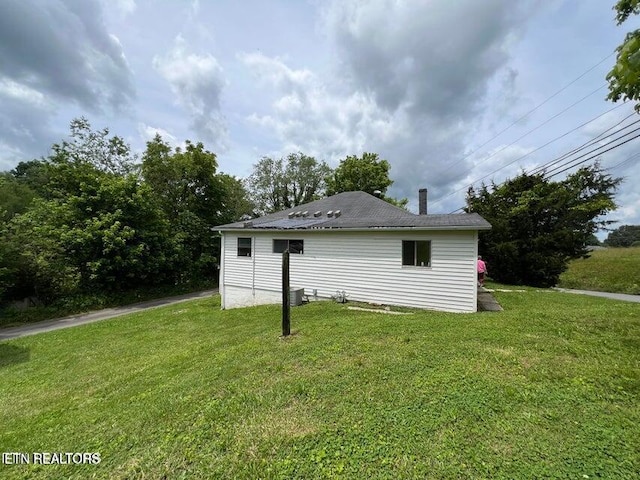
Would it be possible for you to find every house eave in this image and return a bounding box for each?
[217,225,491,234]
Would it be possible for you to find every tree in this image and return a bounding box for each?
[142,135,223,222]
[0,121,179,305]
[604,224,640,246]
[141,135,233,280]
[327,152,408,208]
[466,165,621,287]
[0,173,36,223]
[217,173,255,224]
[51,117,137,175]
[2,169,176,303]
[246,153,331,214]
[607,0,640,111]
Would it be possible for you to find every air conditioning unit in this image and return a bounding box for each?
[290,288,305,306]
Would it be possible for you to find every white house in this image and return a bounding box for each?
[215,190,491,313]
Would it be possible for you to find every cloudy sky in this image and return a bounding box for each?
[1,0,639,234]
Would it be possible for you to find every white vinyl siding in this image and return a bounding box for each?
[222,230,478,312]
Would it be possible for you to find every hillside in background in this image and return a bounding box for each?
[557,247,640,294]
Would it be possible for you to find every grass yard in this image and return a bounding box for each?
[558,246,640,295]
[0,290,639,479]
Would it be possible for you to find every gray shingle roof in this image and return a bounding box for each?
[215,191,491,231]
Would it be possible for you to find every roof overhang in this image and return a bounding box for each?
[218,225,491,233]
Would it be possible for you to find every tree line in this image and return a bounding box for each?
[0,117,628,309]
[0,118,404,308]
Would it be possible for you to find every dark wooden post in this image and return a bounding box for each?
[282,249,290,336]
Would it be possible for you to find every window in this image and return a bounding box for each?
[237,237,252,257]
[402,240,431,267]
[273,239,304,254]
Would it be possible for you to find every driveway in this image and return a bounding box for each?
[553,288,640,303]
[0,289,218,341]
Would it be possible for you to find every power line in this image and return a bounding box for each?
[546,131,640,178]
[448,84,607,175]
[449,52,615,171]
[432,100,628,209]
[608,151,640,170]
[472,103,630,179]
[444,110,640,213]
[448,135,640,213]
[532,115,640,176]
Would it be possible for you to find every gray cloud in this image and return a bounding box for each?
[153,36,228,150]
[240,1,537,212]
[0,0,135,168]
[324,0,536,206]
[0,0,135,112]
[325,0,530,119]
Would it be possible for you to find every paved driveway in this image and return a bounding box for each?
[0,289,218,341]
[553,288,640,303]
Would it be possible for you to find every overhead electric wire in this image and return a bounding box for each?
[608,151,640,170]
[545,131,640,178]
[464,102,630,180]
[449,52,615,171]
[431,100,629,209]
[441,108,640,213]
[529,109,638,175]
[452,84,607,174]
[447,133,640,214]
[544,126,640,177]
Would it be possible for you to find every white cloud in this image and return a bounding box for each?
[138,123,178,146]
[109,0,136,16]
[238,52,313,92]
[153,36,228,150]
[240,52,407,162]
[0,78,50,109]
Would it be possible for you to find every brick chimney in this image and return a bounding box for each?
[419,188,428,215]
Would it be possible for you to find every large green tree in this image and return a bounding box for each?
[2,177,174,302]
[466,165,621,287]
[0,120,175,304]
[246,153,331,214]
[327,152,408,208]
[141,135,249,280]
[604,224,640,246]
[217,173,255,224]
[607,0,640,111]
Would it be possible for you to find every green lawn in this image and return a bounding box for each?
[1,290,639,479]
[558,246,640,294]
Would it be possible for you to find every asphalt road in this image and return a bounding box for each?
[0,289,217,341]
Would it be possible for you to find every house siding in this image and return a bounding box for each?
[221,230,478,313]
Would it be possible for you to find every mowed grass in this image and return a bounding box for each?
[0,291,639,479]
[558,246,640,294]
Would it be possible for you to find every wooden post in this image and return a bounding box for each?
[282,249,290,336]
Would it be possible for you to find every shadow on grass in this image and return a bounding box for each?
[0,344,30,368]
